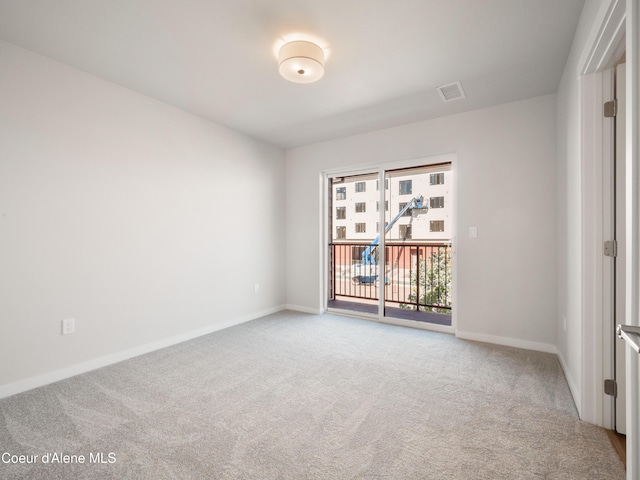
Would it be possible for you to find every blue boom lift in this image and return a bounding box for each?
[352,196,428,284]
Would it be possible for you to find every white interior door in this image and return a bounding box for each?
[615,62,627,434]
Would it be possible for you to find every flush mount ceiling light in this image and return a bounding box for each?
[278,40,325,84]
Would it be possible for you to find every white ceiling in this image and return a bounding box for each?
[0,0,585,149]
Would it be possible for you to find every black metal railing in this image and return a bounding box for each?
[329,242,452,313]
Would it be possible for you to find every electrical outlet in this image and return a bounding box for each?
[254,284,260,294]
[62,318,75,335]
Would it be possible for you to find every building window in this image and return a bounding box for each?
[376,179,389,190]
[355,202,366,213]
[399,202,412,217]
[336,207,346,219]
[355,182,366,193]
[336,226,346,239]
[399,180,412,195]
[376,201,388,212]
[336,187,346,200]
[430,196,445,208]
[430,173,445,185]
[430,220,445,232]
[355,223,366,233]
[399,224,412,239]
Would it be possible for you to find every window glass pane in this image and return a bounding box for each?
[429,220,445,232]
[430,196,444,208]
[430,173,445,185]
[399,202,412,217]
[399,180,412,195]
[399,224,412,239]
[329,162,452,322]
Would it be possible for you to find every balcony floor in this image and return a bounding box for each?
[328,299,452,326]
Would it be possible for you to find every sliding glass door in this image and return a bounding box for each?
[328,172,380,316]
[381,165,452,326]
[327,159,453,328]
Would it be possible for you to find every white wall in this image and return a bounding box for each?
[555,0,609,416]
[286,94,558,350]
[0,40,286,395]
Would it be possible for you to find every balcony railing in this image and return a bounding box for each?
[329,242,452,313]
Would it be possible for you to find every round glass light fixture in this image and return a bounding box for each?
[278,40,325,84]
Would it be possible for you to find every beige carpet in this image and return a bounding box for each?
[0,311,626,479]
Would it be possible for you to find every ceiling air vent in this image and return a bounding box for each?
[436,81,466,102]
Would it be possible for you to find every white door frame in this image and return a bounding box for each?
[579,0,625,429]
[580,67,616,429]
[580,0,639,476]
[625,0,640,476]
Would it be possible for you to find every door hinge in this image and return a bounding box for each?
[604,379,617,397]
[604,99,618,118]
[604,240,618,257]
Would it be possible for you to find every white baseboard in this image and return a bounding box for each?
[556,349,582,418]
[285,304,324,315]
[455,330,558,355]
[0,305,286,400]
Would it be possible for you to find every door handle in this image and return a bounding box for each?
[617,324,640,354]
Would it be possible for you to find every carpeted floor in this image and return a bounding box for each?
[0,311,626,479]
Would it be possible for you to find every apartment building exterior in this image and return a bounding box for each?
[331,165,452,243]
